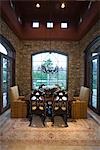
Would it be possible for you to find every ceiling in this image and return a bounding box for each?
[11,0,90,24]
[0,0,100,41]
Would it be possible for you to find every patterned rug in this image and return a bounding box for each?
[0,115,100,146]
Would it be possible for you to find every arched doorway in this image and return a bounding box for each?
[0,35,15,114]
[84,36,100,114]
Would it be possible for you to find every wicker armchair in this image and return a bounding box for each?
[71,86,90,119]
[10,86,27,118]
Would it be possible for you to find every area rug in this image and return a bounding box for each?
[0,115,100,146]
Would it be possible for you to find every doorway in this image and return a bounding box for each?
[85,36,100,114]
[0,36,15,114]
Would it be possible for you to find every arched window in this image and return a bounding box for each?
[0,35,15,114]
[32,51,68,90]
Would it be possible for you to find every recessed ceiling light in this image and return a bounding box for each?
[36,3,40,8]
[61,3,65,9]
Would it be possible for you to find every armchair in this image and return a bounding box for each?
[71,86,90,119]
[10,86,27,118]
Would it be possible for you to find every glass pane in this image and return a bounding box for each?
[3,58,8,108]
[58,71,67,80]
[32,52,67,89]
[8,59,12,87]
[92,59,97,108]
[92,53,98,57]
[0,43,7,55]
[3,92,7,108]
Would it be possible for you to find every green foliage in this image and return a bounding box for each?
[42,59,53,68]
[32,71,47,79]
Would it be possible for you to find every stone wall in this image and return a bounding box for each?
[0,17,100,96]
[21,40,79,96]
[0,17,23,87]
[78,20,100,94]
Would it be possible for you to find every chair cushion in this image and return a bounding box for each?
[79,86,89,101]
[61,107,66,111]
[10,86,19,102]
[32,106,37,110]
[39,106,44,110]
[54,107,59,110]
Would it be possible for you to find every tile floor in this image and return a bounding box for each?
[0,108,100,150]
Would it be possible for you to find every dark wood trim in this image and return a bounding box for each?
[84,36,100,53]
[0,1,99,41]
